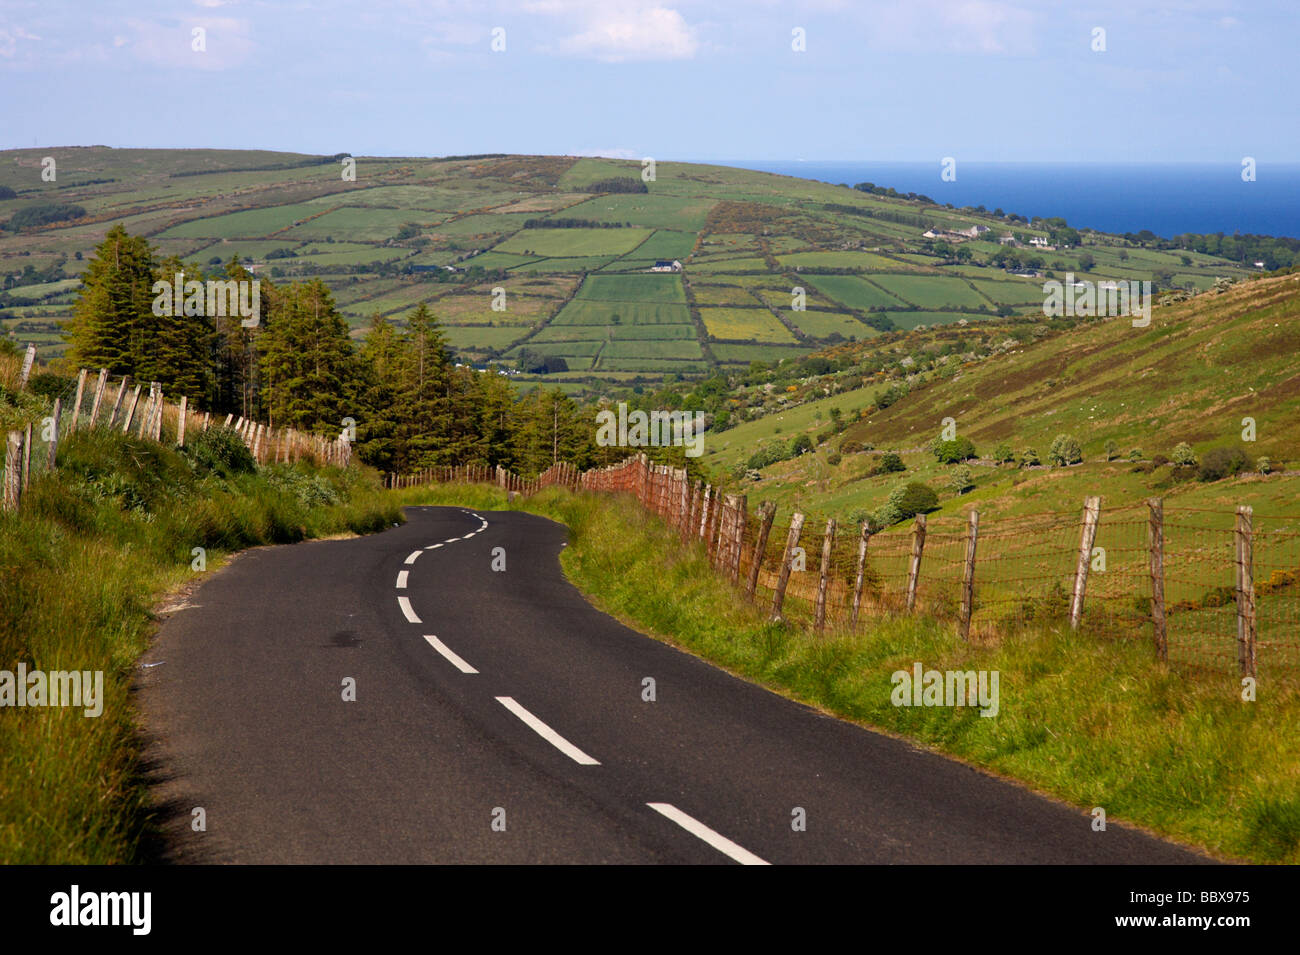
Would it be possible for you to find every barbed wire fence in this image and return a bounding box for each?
[400,451,1295,684]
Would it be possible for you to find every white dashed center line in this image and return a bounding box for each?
[395,570,409,589]
[404,551,422,565]
[646,803,770,865]
[495,696,600,766]
[397,596,421,624]
[425,543,443,550]
[424,635,478,674]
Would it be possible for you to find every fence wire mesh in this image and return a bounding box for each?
[411,453,1297,683]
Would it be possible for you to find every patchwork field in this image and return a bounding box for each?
[0,148,1257,378]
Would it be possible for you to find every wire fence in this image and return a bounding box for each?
[401,451,1298,684]
[2,351,354,513]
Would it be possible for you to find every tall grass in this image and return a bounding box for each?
[0,428,399,863]
[401,482,1300,864]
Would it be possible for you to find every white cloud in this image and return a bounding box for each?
[0,24,40,59]
[536,2,699,62]
[871,0,1038,55]
[122,17,254,70]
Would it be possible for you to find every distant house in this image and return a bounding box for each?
[1254,261,1266,269]
[1028,236,1052,249]
[998,233,1019,246]
[959,224,991,238]
[650,259,682,272]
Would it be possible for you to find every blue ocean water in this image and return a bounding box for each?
[719,161,1300,240]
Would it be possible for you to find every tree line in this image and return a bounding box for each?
[62,224,599,476]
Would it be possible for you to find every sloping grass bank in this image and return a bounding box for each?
[0,428,399,863]
[399,482,1300,864]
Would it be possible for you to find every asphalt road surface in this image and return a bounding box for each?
[136,505,1211,865]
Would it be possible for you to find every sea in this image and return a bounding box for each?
[718,161,1300,240]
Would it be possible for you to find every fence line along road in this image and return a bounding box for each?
[2,359,354,515]
[395,452,1300,684]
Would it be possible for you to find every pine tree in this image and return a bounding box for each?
[257,279,358,431]
[66,224,157,374]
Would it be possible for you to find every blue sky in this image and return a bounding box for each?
[0,0,1293,162]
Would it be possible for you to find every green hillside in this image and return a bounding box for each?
[0,149,1256,390]
[705,272,1300,524]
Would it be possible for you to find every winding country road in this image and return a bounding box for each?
[136,505,1209,865]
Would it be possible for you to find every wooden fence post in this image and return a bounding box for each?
[851,521,872,627]
[71,369,87,431]
[21,422,31,490]
[905,514,927,612]
[770,512,805,621]
[1070,496,1102,630]
[177,396,188,447]
[747,501,776,599]
[121,385,142,434]
[47,397,61,469]
[958,510,979,641]
[18,344,36,389]
[106,376,128,428]
[814,518,836,633]
[1147,498,1168,662]
[1235,505,1257,679]
[88,368,108,426]
[698,485,712,540]
[729,494,747,583]
[3,432,21,512]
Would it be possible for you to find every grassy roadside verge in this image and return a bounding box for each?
[398,482,1300,864]
[0,428,400,864]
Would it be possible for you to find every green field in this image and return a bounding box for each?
[777,250,911,270]
[787,310,875,339]
[497,227,651,257]
[551,300,692,326]
[700,307,796,343]
[869,274,991,309]
[805,274,906,310]
[575,273,687,304]
[157,202,323,239]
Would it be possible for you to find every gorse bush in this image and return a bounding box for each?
[876,451,905,474]
[1197,446,1249,482]
[888,481,939,520]
[933,437,976,464]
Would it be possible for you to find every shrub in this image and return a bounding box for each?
[948,465,974,495]
[876,451,905,473]
[1104,439,1118,461]
[839,440,866,454]
[826,451,842,466]
[1019,448,1040,467]
[993,442,1014,464]
[789,433,813,456]
[870,502,903,531]
[1197,446,1248,482]
[1151,453,1170,468]
[888,482,939,519]
[183,426,257,477]
[1128,448,1142,462]
[1047,433,1083,466]
[933,437,976,464]
[1171,442,1197,467]
[1258,457,1272,474]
